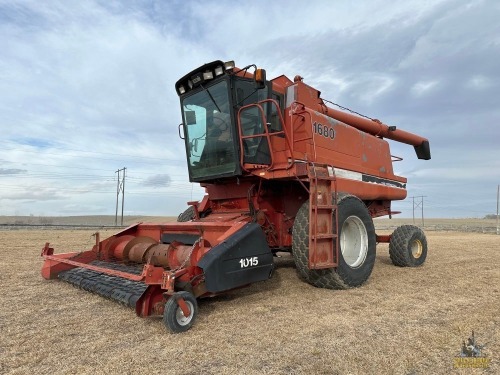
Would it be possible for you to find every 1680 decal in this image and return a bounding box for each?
[312,122,335,140]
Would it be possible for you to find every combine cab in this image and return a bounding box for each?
[42,60,430,332]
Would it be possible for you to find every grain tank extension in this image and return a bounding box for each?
[41,60,431,332]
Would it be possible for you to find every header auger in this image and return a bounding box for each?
[42,60,430,332]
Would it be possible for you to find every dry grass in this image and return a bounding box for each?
[0,229,498,374]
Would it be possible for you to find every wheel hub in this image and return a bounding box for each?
[175,301,194,326]
[411,239,423,258]
[340,215,368,268]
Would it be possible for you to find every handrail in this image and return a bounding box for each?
[290,101,316,161]
[237,99,295,172]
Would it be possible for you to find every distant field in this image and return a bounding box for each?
[374,218,499,234]
[0,229,498,374]
[1,215,498,234]
[0,215,177,227]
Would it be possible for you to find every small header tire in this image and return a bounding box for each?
[163,291,198,333]
[389,225,428,267]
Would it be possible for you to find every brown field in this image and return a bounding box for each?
[0,228,498,374]
[2,215,498,234]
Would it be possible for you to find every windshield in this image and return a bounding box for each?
[182,80,237,180]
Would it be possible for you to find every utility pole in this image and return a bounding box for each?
[121,167,126,226]
[496,185,499,235]
[115,167,126,226]
[412,196,415,224]
[115,169,120,226]
[411,196,426,227]
[422,197,425,228]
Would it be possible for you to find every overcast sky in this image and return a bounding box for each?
[1,0,499,218]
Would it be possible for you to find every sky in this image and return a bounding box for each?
[1,0,499,218]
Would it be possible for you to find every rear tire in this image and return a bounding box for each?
[292,194,376,289]
[389,225,428,267]
[163,291,198,333]
[177,207,195,222]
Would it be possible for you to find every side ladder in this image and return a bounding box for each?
[308,164,339,269]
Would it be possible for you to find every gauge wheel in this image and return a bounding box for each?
[163,291,198,333]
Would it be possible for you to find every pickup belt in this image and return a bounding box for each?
[58,261,148,308]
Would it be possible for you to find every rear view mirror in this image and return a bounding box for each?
[185,111,196,125]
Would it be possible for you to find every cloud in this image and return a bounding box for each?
[0,168,27,175]
[0,187,66,201]
[0,0,498,218]
[411,81,439,97]
[143,174,172,188]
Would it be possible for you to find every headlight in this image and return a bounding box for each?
[178,85,186,95]
[203,70,214,80]
[224,60,235,70]
[214,66,224,76]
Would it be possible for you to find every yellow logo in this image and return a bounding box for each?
[454,357,491,369]
[454,331,491,369]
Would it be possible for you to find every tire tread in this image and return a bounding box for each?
[292,194,375,289]
[389,225,427,267]
[177,207,195,222]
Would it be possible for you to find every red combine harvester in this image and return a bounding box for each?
[41,60,431,332]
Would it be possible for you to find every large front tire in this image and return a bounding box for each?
[292,194,376,289]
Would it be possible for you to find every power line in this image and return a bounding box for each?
[0,139,178,158]
[0,145,185,163]
[0,160,190,177]
[0,165,192,185]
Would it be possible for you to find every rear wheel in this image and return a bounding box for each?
[163,291,198,333]
[177,206,211,221]
[177,207,195,222]
[389,225,428,267]
[292,194,376,289]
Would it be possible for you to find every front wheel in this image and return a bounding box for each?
[292,194,376,289]
[163,291,198,333]
[389,225,428,267]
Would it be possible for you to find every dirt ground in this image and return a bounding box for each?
[0,229,498,374]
